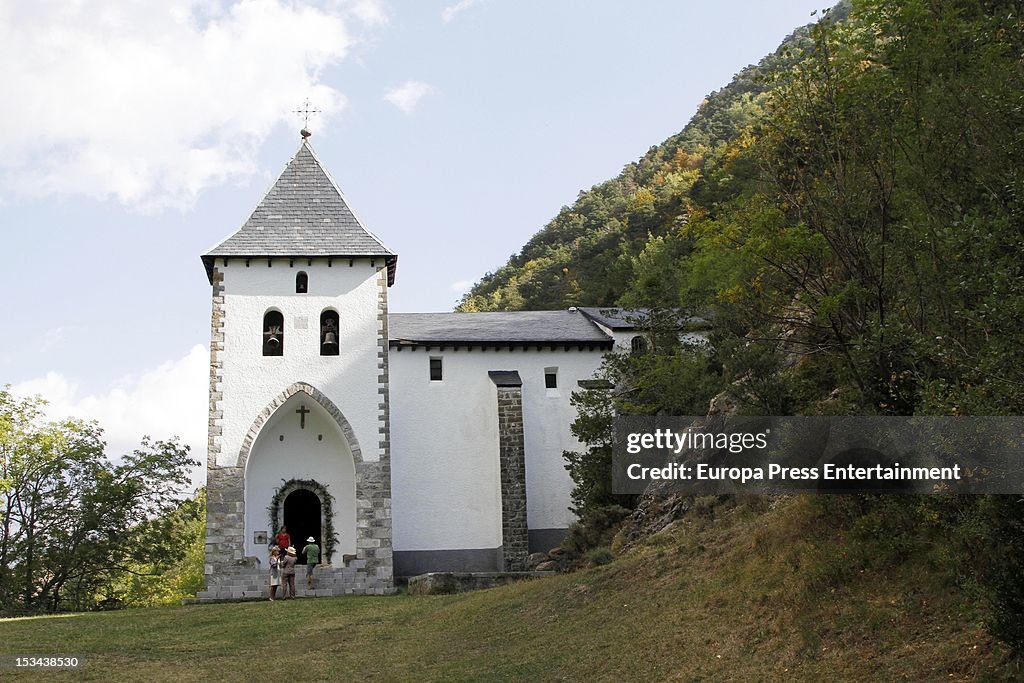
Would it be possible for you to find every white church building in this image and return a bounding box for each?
[196,138,655,599]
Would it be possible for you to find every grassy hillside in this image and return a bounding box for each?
[1,496,1013,682]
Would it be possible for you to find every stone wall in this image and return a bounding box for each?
[491,372,529,572]
[407,571,553,596]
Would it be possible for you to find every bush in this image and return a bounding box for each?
[961,496,1024,656]
[584,546,615,567]
[560,505,632,567]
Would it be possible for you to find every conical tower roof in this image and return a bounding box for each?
[202,141,396,284]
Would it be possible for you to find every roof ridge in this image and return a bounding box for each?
[300,141,394,255]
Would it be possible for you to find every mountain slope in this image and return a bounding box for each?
[457,6,845,313]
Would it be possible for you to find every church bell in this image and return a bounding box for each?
[322,317,339,350]
[265,325,282,348]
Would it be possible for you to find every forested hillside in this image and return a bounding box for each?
[465,0,1024,660]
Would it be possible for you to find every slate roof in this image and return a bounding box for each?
[389,311,613,346]
[202,141,396,284]
[488,370,523,387]
[576,307,649,330]
[577,307,709,330]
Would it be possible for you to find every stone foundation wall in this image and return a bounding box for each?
[407,571,553,596]
[196,561,395,601]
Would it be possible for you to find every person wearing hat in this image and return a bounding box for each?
[280,546,298,598]
[302,536,320,589]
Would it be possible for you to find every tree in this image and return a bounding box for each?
[0,388,199,614]
[118,488,206,608]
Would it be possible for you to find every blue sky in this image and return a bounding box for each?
[1,0,826,474]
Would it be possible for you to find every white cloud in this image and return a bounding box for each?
[342,0,389,27]
[11,345,210,489]
[0,1,366,211]
[441,0,485,23]
[384,81,435,115]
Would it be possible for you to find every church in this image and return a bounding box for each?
[196,136,657,599]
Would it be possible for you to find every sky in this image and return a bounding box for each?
[0,0,827,485]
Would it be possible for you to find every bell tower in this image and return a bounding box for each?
[196,137,397,599]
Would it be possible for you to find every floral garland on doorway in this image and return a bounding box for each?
[267,478,338,562]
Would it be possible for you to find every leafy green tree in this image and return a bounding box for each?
[0,388,199,614]
[563,324,723,517]
[118,489,205,607]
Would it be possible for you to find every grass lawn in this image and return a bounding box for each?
[0,498,1014,682]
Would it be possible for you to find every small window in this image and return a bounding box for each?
[296,271,308,293]
[263,310,284,356]
[631,335,648,355]
[320,309,339,356]
[544,369,558,389]
[429,357,443,382]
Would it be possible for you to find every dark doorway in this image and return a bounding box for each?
[283,489,321,565]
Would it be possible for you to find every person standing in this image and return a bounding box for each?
[302,536,320,590]
[280,546,298,599]
[274,526,291,556]
[268,547,281,601]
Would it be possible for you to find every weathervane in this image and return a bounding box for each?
[293,99,321,140]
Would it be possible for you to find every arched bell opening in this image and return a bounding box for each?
[320,309,340,356]
[263,309,284,356]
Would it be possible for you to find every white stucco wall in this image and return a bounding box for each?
[389,347,604,553]
[216,258,384,563]
[217,258,384,469]
[243,393,356,562]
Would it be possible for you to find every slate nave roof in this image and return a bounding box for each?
[389,311,614,346]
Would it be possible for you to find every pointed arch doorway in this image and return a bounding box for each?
[284,489,322,564]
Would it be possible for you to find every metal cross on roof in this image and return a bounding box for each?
[293,99,321,139]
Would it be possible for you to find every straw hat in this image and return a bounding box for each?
[286,547,296,556]
[306,536,316,543]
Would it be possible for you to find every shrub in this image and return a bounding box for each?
[584,546,615,567]
[560,505,632,567]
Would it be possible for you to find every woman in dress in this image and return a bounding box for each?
[268,546,281,600]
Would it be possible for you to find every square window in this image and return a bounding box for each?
[545,371,558,389]
[429,357,443,381]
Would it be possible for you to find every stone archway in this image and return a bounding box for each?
[202,380,393,598]
[237,381,363,471]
